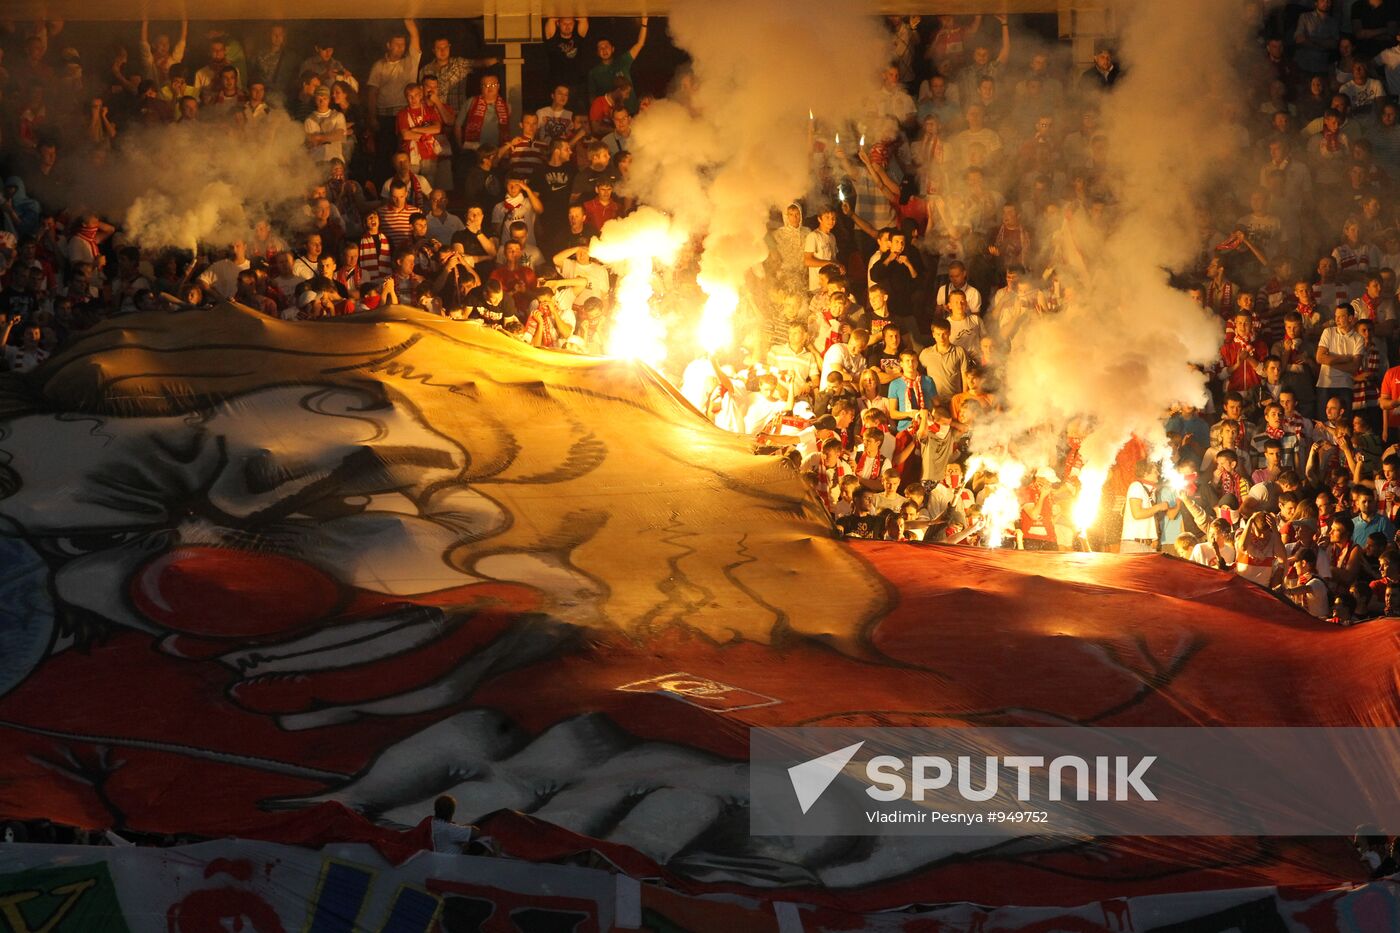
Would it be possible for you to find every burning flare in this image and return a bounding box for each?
[590,208,687,367]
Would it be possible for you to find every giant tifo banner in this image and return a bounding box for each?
[0,306,1399,914]
[1,839,1398,932]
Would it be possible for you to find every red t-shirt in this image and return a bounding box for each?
[583,197,621,235]
[396,104,444,161]
[588,95,618,130]
[1018,486,1056,541]
[892,425,927,490]
[1381,366,1400,430]
[1219,338,1268,391]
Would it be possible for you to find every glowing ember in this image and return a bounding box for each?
[858,133,865,148]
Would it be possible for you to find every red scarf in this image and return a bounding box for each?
[402,104,443,161]
[1333,540,1356,570]
[1359,292,1380,320]
[857,450,884,479]
[1217,470,1242,500]
[462,94,509,144]
[72,223,101,259]
[1322,127,1342,152]
[1354,341,1381,410]
[1382,479,1400,520]
[814,458,843,512]
[392,172,429,210]
[904,375,926,412]
[1206,279,1234,315]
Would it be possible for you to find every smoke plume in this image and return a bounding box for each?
[68,113,322,252]
[608,0,887,342]
[984,0,1239,472]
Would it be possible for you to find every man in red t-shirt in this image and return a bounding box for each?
[582,179,622,235]
[1377,361,1400,438]
[1219,311,1268,392]
[490,242,538,298]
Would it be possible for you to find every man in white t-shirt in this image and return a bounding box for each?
[536,84,575,142]
[201,240,251,301]
[303,86,347,163]
[935,260,983,314]
[822,327,869,384]
[768,323,822,394]
[803,209,840,293]
[1121,461,1167,552]
[552,242,610,297]
[2,322,49,373]
[366,19,422,173]
[1189,518,1239,571]
[430,795,478,853]
[1315,302,1365,418]
[1282,548,1329,617]
[491,177,543,246]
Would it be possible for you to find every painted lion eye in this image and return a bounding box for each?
[46,531,144,557]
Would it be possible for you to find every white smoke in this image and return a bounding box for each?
[599,0,888,351]
[982,0,1238,473]
[69,112,323,252]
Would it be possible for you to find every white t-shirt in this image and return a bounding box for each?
[744,394,787,434]
[1291,576,1329,618]
[1316,325,1365,389]
[431,818,474,853]
[947,314,983,355]
[491,197,539,246]
[803,229,836,292]
[202,258,251,301]
[1121,481,1159,542]
[304,108,347,163]
[556,256,611,297]
[4,346,48,373]
[822,342,863,383]
[368,50,424,115]
[1189,541,1238,570]
[536,105,573,142]
[937,283,983,314]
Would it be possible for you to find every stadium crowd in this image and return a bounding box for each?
[6,5,1400,623]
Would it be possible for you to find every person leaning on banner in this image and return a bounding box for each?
[431,794,496,855]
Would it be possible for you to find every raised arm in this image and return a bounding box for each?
[994,15,1011,65]
[841,198,878,239]
[405,18,421,57]
[860,147,900,200]
[1,315,21,345]
[630,17,650,60]
[552,245,583,271]
[520,180,544,214]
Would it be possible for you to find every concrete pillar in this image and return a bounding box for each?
[504,42,524,124]
[484,0,541,123]
[1059,0,1117,67]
